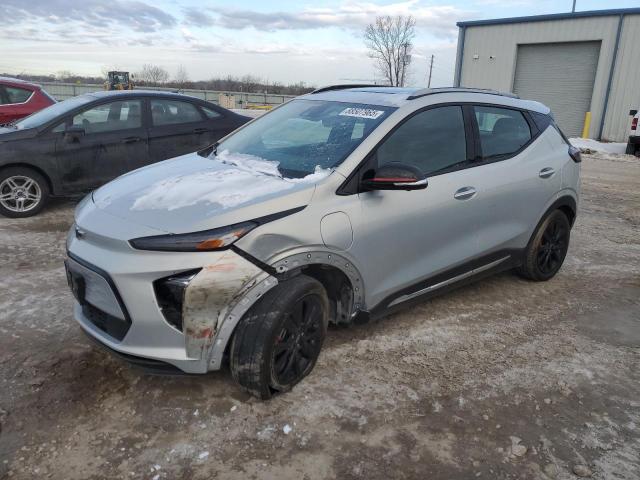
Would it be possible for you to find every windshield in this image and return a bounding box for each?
[13,95,94,130]
[216,99,395,178]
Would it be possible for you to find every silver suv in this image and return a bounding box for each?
[65,86,581,398]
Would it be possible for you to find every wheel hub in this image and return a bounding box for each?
[0,175,42,213]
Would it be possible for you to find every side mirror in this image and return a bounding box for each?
[361,163,427,191]
[64,125,85,143]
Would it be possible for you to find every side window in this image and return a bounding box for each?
[72,100,142,134]
[151,99,203,126]
[201,106,222,119]
[0,87,9,105]
[376,106,467,176]
[474,106,531,159]
[51,121,67,133]
[4,86,32,104]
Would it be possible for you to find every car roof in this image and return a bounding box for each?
[303,86,549,113]
[0,76,40,89]
[85,90,203,101]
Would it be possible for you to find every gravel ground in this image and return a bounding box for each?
[0,152,638,480]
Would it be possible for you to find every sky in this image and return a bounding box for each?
[0,0,638,88]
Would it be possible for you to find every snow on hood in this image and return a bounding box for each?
[130,150,331,212]
[90,151,330,234]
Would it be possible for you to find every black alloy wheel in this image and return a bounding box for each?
[271,295,325,386]
[518,209,571,281]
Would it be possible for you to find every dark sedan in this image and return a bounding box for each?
[0,90,250,217]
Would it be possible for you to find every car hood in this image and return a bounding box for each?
[91,151,330,234]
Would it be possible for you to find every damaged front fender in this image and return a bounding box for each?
[182,250,269,360]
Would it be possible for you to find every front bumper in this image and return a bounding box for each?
[67,211,267,374]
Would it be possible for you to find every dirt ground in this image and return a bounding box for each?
[0,151,638,480]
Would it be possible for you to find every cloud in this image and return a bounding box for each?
[207,1,467,38]
[0,0,176,32]
[182,7,216,27]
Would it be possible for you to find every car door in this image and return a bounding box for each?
[54,98,149,192]
[465,105,562,254]
[147,98,211,162]
[346,105,484,309]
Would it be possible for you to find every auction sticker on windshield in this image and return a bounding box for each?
[339,107,385,120]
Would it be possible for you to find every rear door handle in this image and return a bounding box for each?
[122,136,141,144]
[454,186,477,200]
[539,167,555,179]
[193,128,208,134]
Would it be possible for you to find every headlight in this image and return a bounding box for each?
[129,221,257,252]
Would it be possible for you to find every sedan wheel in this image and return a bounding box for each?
[0,168,49,218]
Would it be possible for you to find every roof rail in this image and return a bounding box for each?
[407,87,519,100]
[311,84,380,94]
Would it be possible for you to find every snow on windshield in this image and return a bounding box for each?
[130,150,331,211]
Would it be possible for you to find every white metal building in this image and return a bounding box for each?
[454,8,640,141]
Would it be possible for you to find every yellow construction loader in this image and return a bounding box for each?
[104,71,133,90]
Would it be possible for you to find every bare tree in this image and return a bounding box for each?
[56,70,75,82]
[364,15,416,87]
[136,64,170,86]
[173,65,190,88]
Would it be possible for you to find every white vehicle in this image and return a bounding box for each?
[626,109,639,156]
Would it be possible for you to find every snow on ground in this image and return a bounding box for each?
[569,137,627,154]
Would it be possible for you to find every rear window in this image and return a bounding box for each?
[3,86,32,104]
[530,111,569,145]
[475,106,531,159]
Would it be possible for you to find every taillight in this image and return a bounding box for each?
[632,117,638,131]
[568,145,582,163]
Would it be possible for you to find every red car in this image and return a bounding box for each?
[0,77,56,125]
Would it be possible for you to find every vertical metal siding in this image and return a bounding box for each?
[459,17,619,138]
[513,42,601,137]
[602,15,640,141]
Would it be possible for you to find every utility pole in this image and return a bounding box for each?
[400,42,410,87]
[572,0,576,12]
[427,54,434,88]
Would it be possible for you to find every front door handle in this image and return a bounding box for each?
[193,128,208,134]
[539,167,556,179]
[454,186,477,200]
[122,136,141,144]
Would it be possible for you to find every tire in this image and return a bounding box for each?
[518,209,571,281]
[0,167,49,218]
[230,275,329,399]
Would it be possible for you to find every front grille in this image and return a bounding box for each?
[82,303,131,341]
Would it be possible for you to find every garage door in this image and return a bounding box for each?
[513,41,600,137]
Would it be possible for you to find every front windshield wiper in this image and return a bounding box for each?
[197,141,219,158]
